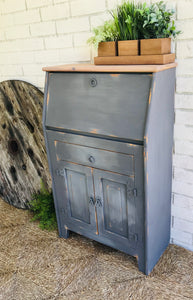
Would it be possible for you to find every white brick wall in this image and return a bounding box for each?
[0,0,193,251]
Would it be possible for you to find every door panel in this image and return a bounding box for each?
[66,168,90,223]
[102,179,128,237]
[53,162,96,234]
[93,169,137,249]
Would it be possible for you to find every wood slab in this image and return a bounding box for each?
[43,63,177,73]
[94,54,175,65]
[0,80,52,209]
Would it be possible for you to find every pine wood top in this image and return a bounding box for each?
[42,63,177,73]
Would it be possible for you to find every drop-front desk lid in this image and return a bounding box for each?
[43,64,176,143]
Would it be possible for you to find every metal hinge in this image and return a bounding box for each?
[56,169,65,177]
[127,188,137,198]
[129,233,138,242]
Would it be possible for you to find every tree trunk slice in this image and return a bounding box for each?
[0,80,52,209]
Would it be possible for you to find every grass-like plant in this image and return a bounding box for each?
[112,1,144,40]
[30,181,57,231]
[87,19,118,48]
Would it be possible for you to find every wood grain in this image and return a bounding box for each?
[0,80,51,209]
[98,41,117,57]
[42,62,177,73]
[118,40,138,56]
[140,38,171,55]
[94,53,175,65]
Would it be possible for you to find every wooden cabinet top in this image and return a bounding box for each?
[42,63,177,73]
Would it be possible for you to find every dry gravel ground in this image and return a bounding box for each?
[0,198,193,300]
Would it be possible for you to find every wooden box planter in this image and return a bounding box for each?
[118,40,139,56]
[98,41,117,57]
[140,38,171,55]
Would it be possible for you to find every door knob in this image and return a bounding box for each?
[88,155,95,163]
[89,196,95,206]
[95,197,102,207]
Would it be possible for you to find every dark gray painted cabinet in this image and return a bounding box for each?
[43,65,176,275]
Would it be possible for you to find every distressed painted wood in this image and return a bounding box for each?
[46,73,152,141]
[0,80,51,209]
[43,64,176,275]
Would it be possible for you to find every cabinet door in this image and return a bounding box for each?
[93,169,137,249]
[53,162,97,235]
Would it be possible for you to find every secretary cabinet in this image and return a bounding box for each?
[42,63,176,274]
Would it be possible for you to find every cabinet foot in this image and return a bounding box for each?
[137,253,147,275]
[59,227,70,239]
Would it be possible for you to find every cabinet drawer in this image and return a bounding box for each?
[46,72,152,141]
[54,140,134,176]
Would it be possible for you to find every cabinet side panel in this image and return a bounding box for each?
[144,68,175,274]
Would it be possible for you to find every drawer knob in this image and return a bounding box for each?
[88,155,95,163]
[89,78,97,87]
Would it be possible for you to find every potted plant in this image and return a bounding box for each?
[112,2,143,56]
[87,19,118,57]
[88,1,180,60]
[138,1,181,55]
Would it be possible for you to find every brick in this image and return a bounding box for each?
[0,31,5,41]
[174,124,193,141]
[59,46,90,62]
[177,1,193,20]
[172,239,193,251]
[26,0,52,9]
[0,65,23,76]
[171,228,192,245]
[45,35,73,49]
[41,3,70,21]
[0,14,14,28]
[177,40,193,59]
[90,12,110,28]
[175,94,193,109]
[71,0,106,17]
[53,0,68,3]
[22,64,44,75]
[73,32,91,47]
[174,194,193,209]
[1,0,26,14]
[174,167,193,185]
[56,17,89,34]
[173,180,193,198]
[15,38,44,51]
[175,140,193,156]
[107,0,125,10]
[173,154,193,170]
[0,51,35,65]
[177,58,193,76]
[176,77,193,93]
[30,21,56,37]
[5,24,30,40]
[35,50,60,63]
[13,9,40,25]
[175,110,193,126]
[177,20,193,40]
[173,216,193,234]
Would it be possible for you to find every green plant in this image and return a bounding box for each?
[112,1,143,40]
[137,1,181,39]
[30,181,57,231]
[87,19,118,48]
